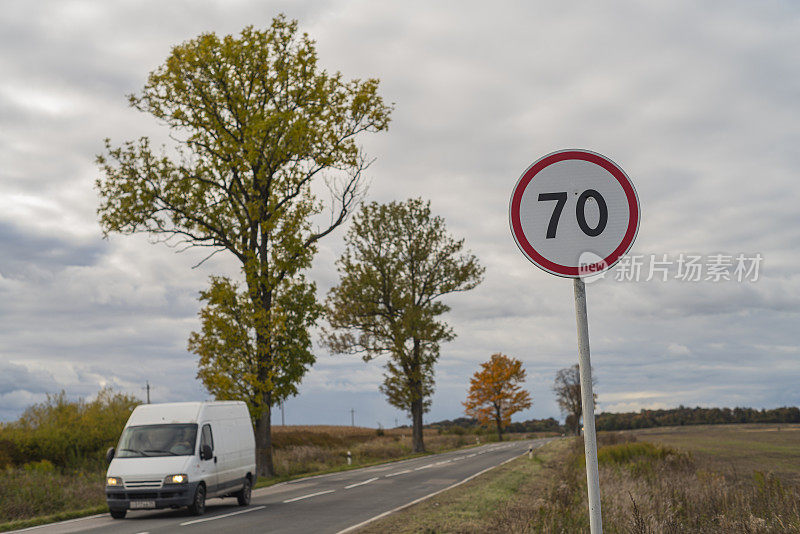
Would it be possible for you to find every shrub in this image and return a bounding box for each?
[22,460,55,473]
[0,388,139,468]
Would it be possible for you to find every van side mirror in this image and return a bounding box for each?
[200,444,213,461]
[105,447,115,463]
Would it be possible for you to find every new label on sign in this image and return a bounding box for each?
[509,149,640,277]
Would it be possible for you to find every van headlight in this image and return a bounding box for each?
[107,477,122,486]
[164,474,188,484]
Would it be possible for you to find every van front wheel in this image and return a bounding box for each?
[109,509,126,519]
[236,478,252,506]
[188,484,206,515]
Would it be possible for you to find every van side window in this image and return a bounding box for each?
[200,424,214,452]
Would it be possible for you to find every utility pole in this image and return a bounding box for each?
[350,408,355,427]
[280,401,285,426]
[143,381,151,404]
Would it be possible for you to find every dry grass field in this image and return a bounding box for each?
[626,423,800,487]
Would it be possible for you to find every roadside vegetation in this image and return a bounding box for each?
[0,388,138,469]
[0,389,137,530]
[0,391,539,528]
[360,425,800,533]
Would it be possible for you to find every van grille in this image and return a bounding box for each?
[107,491,183,500]
[124,479,162,489]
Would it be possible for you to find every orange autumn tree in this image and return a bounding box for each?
[463,353,532,441]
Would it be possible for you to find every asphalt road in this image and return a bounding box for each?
[15,437,553,534]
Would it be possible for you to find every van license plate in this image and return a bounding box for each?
[130,500,155,509]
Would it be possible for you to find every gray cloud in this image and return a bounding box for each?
[1,0,799,425]
[0,360,57,396]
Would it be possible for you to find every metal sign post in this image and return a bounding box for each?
[574,277,602,531]
[509,149,640,534]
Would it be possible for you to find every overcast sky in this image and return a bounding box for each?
[1,1,798,427]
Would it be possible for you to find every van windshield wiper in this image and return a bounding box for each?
[119,448,149,456]
[143,449,179,456]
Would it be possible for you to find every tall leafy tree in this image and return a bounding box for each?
[553,364,597,435]
[188,275,318,426]
[96,16,392,476]
[324,198,484,452]
[463,353,532,441]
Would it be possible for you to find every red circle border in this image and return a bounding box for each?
[509,150,640,278]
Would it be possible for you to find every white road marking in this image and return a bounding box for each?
[385,469,412,477]
[466,453,476,458]
[180,506,266,526]
[283,489,335,503]
[414,463,434,470]
[337,448,534,534]
[8,514,108,532]
[344,477,378,489]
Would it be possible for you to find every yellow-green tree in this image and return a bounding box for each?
[324,199,484,453]
[463,353,532,441]
[96,16,392,476]
[189,276,318,424]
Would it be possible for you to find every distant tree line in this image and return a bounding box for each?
[427,416,561,435]
[505,417,562,433]
[596,406,800,431]
[428,405,800,435]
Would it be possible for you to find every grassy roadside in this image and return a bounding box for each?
[0,507,108,533]
[0,466,107,533]
[359,430,800,533]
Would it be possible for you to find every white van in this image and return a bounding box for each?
[105,401,256,519]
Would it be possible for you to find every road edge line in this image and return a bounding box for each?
[336,447,531,534]
[5,514,108,533]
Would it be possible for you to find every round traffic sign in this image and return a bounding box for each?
[509,149,640,278]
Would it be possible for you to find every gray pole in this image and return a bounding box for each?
[573,277,602,533]
[351,408,355,427]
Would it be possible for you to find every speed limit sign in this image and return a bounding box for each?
[509,149,640,277]
[508,148,640,534]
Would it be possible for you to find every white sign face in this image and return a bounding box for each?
[509,149,640,278]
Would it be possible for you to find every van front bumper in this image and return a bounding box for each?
[106,482,199,510]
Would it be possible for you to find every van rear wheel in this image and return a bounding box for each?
[109,509,126,519]
[188,484,206,515]
[236,478,252,506]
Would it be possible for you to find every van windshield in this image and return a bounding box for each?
[116,424,198,458]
